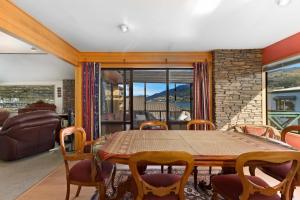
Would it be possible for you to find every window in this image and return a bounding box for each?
[101,68,193,135]
[267,63,300,130]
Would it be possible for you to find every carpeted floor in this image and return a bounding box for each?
[0,149,63,200]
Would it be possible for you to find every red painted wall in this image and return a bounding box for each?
[263,32,300,65]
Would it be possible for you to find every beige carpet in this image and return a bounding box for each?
[0,150,63,200]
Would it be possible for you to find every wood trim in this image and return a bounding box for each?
[263,32,300,65]
[0,0,79,65]
[79,52,212,64]
[74,64,82,127]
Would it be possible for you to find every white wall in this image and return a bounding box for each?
[0,53,74,113]
[0,54,74,82]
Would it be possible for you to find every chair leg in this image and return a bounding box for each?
[167,166,172,174]
[65,181,70,200]
[161,165,164,173]
[193,166,198,189]
[249,165,256,176]
[212,191,218,200]
[99,184,106,200]
[111,165,117,193]
[288,183,296,200]
[75,185,81,197]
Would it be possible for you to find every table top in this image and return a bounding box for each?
[98,130,294,165]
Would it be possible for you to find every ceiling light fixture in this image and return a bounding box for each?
[119,24,129,33]
[31,47,38,52]
[275,0,291,6]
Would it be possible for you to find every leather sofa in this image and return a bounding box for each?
[0,109,9,126]
[0,110,60,161]
[18,100,56,114]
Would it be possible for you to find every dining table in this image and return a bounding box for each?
[95,129,296,199]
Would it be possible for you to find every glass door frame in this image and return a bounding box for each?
[101,67,194,131]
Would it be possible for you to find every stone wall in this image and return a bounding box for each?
[213,49,263,130]
[0,85,55,112]
[63,80,75,113]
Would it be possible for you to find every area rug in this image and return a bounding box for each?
[95,167,219,200]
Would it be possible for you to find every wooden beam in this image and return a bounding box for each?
[74,64,82,127]
[79,52,212,64]
[0,0,79,65]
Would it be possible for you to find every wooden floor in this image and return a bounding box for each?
[16,164,95,200]
[17,164,300,200]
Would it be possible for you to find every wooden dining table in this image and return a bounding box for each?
[98,130,294,166]
[96,129,295,199]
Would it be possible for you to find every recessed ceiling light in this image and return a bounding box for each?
[119,24,129,33]
[31,47,38,52]
[275,0,291,6]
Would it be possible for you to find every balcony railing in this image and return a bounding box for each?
[268,111,300,130]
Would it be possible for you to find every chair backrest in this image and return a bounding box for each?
[230,124,279,139]
[139,121,168,130]
[60,126,97,182]
[187,119,215,130]
[235,151,300,200]
[281,125,300,150]
[60,126,93,159]
[129,151,194,200]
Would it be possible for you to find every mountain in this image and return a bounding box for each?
[268,68,300,89]
[147,85,190,101]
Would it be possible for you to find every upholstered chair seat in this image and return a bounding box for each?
[260,162,291,181]
[69,160,114,183]
[212,174,280,200]
[129,151,194,200]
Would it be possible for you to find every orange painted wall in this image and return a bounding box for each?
[263,32,300,65]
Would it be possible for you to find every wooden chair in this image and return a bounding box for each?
[187,119,216,130]
[250,125,300,199]
[212,151,300,200]
[129,151,194,200]
[139,120,168,131]
[139,121,169,174]
[187,119,216,189]
[60,126,116,200]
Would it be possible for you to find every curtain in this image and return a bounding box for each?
[82,62,100,141]
[193,62,211,121]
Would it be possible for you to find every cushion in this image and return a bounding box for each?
[212,174,280,200]
[261,162,291,181]
[132,173,181,200]
[244,126,267,136]
[285,132,300,150]
[69,160,113,183]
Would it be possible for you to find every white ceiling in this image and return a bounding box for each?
[11,0,300,52]
[0,54,74,83]
[0,31,44,53]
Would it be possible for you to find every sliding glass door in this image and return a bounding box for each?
[101,68,193,135]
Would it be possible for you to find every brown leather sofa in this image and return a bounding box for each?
[0,109,10,126]
[18,100,56,114]
[0,110,60,161]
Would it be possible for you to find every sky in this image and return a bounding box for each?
[133,83,186,96]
